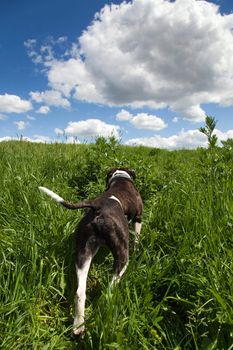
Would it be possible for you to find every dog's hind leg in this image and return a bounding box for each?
[73,236,100,336]
[110,246,129,287]
[111,260,129,287]
[73,255,92,336]
[134,221,142,246]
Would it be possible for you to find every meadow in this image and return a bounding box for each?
[0,136,233,349]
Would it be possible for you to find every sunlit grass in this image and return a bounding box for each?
[0,139,233,349]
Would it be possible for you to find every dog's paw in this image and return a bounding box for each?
[73,325,85,338]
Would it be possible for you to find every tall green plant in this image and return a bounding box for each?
[199,116,218,148]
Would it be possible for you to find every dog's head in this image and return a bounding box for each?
[106,168,136,186]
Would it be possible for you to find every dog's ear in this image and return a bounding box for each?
[127,169,136,180]
[106,168,116,184]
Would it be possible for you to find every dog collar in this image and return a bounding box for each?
[109,195,123,210]
[108,170,132,185]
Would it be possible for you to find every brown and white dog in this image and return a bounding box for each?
[39,168,143,336]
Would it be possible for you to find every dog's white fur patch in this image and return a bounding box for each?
[110,260,129,287]
[112,170,130,177]
[73,256,92,335]
[39,186,64,203]
[109,195,123,209]
[134,222,142,245]
[109,170,131,183]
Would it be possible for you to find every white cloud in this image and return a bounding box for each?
[57,36,68,44]
[0,94,32,113]
[30,90,70,108]
[65,136,81,144]
[116,109,133,121]
[116,109,166,130]
[172,117,179,123]
[64,119,120,139]
[126,128,233,149]
[47,58,101,100]
[32,135,51,143]
[26,115,36,120]
[54,129,81,143]
[24,39,43,64]
[54,128,64,136]
[29,0,233,122]
[126,129,208,149]
[215,129,233,142]
[131,113,167,130]
[36,106,50,114]
[0,134,80,144]
[0,135,51,143]
[14,121,29,130]
[24,37,68,65]
[0,136,14,142]
[24,39,37,48]
[172,104,207,123]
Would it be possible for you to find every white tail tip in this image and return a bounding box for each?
[39,186,64,203]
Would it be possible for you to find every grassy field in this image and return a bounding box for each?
[0,138,233,349]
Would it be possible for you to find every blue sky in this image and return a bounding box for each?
[0,0,233,148]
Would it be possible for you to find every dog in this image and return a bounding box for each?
[39,168,143,336]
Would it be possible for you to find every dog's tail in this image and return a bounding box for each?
[39,186,97,210]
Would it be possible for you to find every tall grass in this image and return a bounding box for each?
[0,139,232,349]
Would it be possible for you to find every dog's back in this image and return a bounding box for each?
[106,178,143,223]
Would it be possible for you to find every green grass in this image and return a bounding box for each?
[0,139,233,349]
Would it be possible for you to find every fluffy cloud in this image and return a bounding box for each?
[0,135,51,143]
[24,37,68,65]
[30,90,70,108]
[54,128,81,143]
[0,94,32,113]
[14,121,29,130]
[32,135,52,143]
[126,128,233,149]
[64,119,120,139]
[36,106,50,114]
[24,39,43,64]
[131,113,167,130]
[215,129,233,142]
[116,109,167,130]
[47,58,94,99]
[126,129,207,149]
[0,136,14,142]
[29,0,233,122]
[0,133,80,144]
[54,128,64,136]
[65,136,81,144]
[116,110,133,121]
[172,117,179,123]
